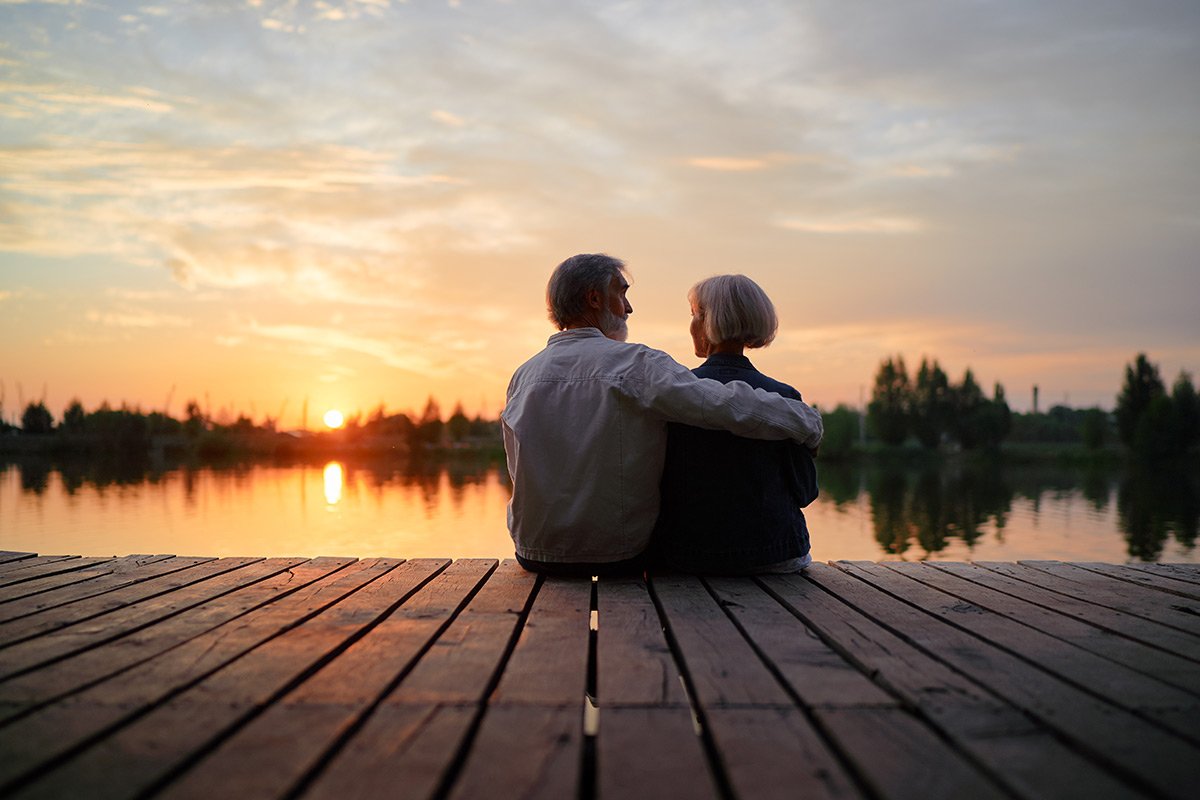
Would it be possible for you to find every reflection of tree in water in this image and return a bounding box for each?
[867,466,914,556]
[1080,464,1115,512]
[866,459,1014,558]
[816,462,861,507]
[1118,463,1199,561]
[29,455,166,496]
[18,458,52,495]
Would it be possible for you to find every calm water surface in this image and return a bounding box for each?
[1,458,1197,563]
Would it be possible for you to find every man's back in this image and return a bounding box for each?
[502,328,674,563]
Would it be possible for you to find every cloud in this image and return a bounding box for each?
[248,321,439,375]
[686,157,767,172]
[85,309,191,328]
[430,109,466,127]
[0,81,176,116]
[776,214,927,235]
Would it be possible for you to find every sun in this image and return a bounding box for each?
[323,409,345,430]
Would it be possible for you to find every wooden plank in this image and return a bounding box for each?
[867,561,1200,745]
[594,577,714,799]
[0,557,307,682]
[446,576,591,798]
[1130,563,1200,586]
[706,577,896,709]
[299,561,538,800]
[0,557,265,650]
[598,707,719,800]
[0,558,352,721]
[650,574,792,706]
[0,557,104,590]
[0,558,397,793]
[650,575,879,800]
[812,708,1007,800]
[158,560,495,800]
[930,561,1200,687]
[823,562,1200,800]
[0,556,157,606]
[300,703,475,800]
[4,558,442,800]
[0,552,37,566]
[448,706,581,800]
[371,560,538,706]
[0,555,202,622]
[998,561,1200,637]
[0,555,166,606]
[1076,562,1200,600]
[597,576,688,706]
[762,568,1131,800]
[709,707,872,800]
[489,576,591,705]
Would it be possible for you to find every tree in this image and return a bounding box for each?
[1115,353,1165,447]
[447,402,471,443]
[818,404,860,459]
[867,356,910,446]
[20,401,54,434]
[971,383,1013,450]
[412,396,444,447]
[1081,408,1108,450]
[61,399,86,434]
[1172,372,1200,452]
[1132,394,1178,458]
[911,358,951,449]
[184,400,206,438]
[950,369,986,449]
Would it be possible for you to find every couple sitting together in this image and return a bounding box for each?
[501,253,822,577]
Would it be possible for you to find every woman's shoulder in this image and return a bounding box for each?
[694,363,802,401]
[756,372,803,401]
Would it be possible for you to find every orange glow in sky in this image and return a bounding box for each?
[1,2,1197,425]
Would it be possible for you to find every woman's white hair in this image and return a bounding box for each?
[688,274,778,349]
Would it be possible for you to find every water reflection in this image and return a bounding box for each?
[797,457,1198,561]
[1118,463,1199,561]
[323,462,344,506]
[1,455,1197,562]
[862,461,1014,557]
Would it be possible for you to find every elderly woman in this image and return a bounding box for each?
[652,274,819,574]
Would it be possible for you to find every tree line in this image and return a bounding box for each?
[0,396,502,460]
[815,352,1199,460]
[4,352,1196,461]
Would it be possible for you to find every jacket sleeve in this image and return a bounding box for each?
[630,347,823,448]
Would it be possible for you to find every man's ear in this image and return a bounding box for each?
[585,288,603,310]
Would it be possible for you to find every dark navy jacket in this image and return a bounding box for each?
[651,353,818,573]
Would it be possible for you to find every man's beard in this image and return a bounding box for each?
[599,307,628,342]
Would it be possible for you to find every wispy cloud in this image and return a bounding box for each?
[0,81,176,117]
[248,321,439,375]
[776,214,927,235]
[430,109,466,128]
[86,309,191,328]
[686,157,768,172]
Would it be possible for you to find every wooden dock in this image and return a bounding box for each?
[0,551,1198,799]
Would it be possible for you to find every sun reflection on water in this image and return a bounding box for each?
[323,461,344,506]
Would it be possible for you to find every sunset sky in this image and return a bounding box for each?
[2,0,1198,427]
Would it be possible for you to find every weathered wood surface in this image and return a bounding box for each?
[0,555,1197,800]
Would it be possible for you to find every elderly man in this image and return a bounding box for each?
[501,253,823,576]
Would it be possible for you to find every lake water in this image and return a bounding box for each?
[1,457,1197,563]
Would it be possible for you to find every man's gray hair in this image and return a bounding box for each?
[546,253,628,329]
[688,274,778,349]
